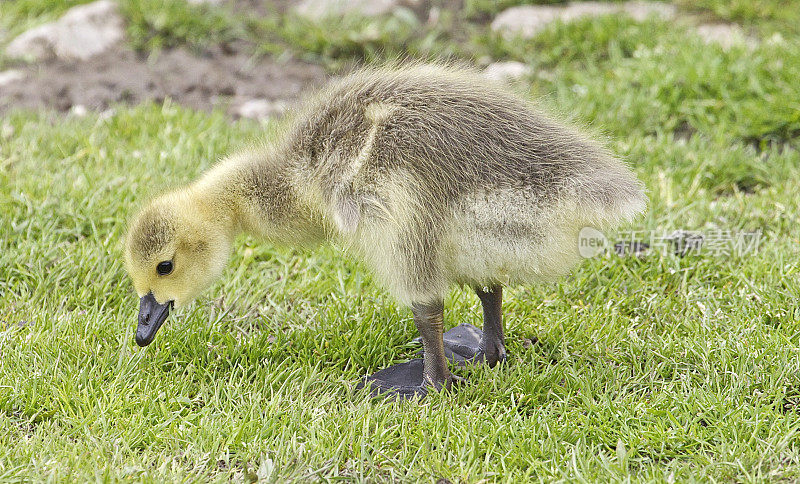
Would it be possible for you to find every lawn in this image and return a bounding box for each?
[2,1,800,482]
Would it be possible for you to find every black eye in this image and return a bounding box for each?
[156,260,173,276]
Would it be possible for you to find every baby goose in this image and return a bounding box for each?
[125,64,646,398]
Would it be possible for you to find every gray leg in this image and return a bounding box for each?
[358,287,507,398]
[357,299,452,398]
[412,286,508,366]
[474,285,507,367]
[412,300,452,390]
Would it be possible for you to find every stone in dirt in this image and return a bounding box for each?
[233,98,289,120]
[491,1,676,38]
[5,0,124,62]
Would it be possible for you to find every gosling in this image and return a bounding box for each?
[125,64,646,398]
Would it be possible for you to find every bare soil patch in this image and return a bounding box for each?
[1,44,326,116]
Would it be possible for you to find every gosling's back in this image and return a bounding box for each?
[288,65,639,207]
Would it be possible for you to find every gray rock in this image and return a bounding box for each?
[1,122,14,140]
[0,69,26,87]
[69,104,89,117]
[232,98,289,120]
[766,32,785,46]
[483,61,531,82]
[491,1,675,38]
[695,23,755,49]
[561,2,620,21]
[621,1,676,22]
[292,0,401,20]
[5,0,124,62]
[490,5,563,38]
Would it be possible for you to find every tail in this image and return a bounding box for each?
[574,162,648,230]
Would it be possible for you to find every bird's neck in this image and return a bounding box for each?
[190,148,326,247]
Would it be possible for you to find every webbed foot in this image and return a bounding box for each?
[356,359,452,399]
[356,297,507,400]
[415,323,507,367]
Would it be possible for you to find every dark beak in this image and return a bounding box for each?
[136,292,173,347]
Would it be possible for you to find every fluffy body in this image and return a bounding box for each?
[125,64,646,308]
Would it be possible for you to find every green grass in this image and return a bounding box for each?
[251,8,477,69]
[3,1,800,482]
[121,0,247,52]
[0,0,477,69]
[463,0,627,22]
[0,0,247,61]
[0,0,92,39]
[0,0,91,67]
[675,0,800,35]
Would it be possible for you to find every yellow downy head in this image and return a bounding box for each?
[124,189,234,345]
